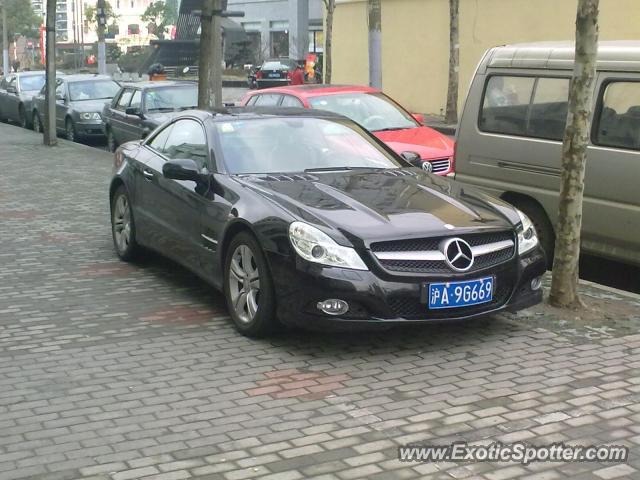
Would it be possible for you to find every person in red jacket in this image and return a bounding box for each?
[290,62,305,86]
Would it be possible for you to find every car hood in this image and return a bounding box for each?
[71,99,112,113]
[242,169,519,247]
[374,126,454,160]
[144,111,182,126]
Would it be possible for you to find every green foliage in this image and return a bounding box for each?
[117,46,151,73]
[0,0,42,41]
[165,0,179,25]
[141,1,173,40]
[90,42,123,63]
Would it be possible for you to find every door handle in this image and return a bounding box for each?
[142,169,154,180]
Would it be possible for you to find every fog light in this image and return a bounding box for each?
[531,277,543,291]
[316,299,349,316]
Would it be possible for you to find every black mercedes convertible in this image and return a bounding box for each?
[109,108,545,337]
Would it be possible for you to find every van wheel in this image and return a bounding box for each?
[511,198,555,268]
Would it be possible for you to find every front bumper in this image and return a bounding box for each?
[267,246,546,329]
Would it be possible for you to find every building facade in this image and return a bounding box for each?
[229,0,323,63]
[330,0,640,115]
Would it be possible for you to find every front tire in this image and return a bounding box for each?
[32,111,42,133]
[224,232,278,337]
[111,186,140,261]
[65,118,78,142]
[107,127,118,152]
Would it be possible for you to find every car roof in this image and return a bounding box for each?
[484,40,640,72]
[248,84,380,98]
[119,80,196,90]
[62,74,114,83]
[168,107,350,123]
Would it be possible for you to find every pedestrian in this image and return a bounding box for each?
[290,62,305,86]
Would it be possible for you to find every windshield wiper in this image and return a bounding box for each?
[304,166,385,173]
[371,126,410,132]
[147,107,175,112]
[177,106,198,111]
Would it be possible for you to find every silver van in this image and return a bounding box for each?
[455,41,640,267]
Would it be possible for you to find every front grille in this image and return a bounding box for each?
[371,230,515,274]
[427,157,451,173]
[387,282,512,320]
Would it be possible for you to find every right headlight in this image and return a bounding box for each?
[288,221,368,270]
[516,209,539,255]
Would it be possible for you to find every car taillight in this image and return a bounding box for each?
[255,70,263,79]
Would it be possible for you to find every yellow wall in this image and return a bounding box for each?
[331,0,640,115]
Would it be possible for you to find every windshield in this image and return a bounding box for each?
[68,80,120,101]
[309,92,418,132]
[144,86,198,112]
[216,117,403,175]
[262,61,293,71]
[19,75,45,92]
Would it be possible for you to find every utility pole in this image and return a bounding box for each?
[211,0,222,109]
[2,0,9,76]
[44,0,57,146]
[96,0,107,74]
[367,0,382,89]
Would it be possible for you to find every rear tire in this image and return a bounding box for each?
[65,118,78,142]
[224,232,278,337]
[510,198,555,268]
[18,105,28,129]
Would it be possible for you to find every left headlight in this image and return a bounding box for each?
[516,209,539,255]
[80,112,101,121]
[289,221,368,270]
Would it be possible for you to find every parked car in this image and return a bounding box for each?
[32,74,120,142]
[254,58,297,89]
[240,85,455,175]
[455,41,640,267]
[109,108,545,337]
[102,80,198,152]
[0,71,52,128]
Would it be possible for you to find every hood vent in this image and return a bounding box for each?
[263,174,318,182]
[384,169,416,177]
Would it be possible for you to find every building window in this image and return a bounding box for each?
[309,30,324,53]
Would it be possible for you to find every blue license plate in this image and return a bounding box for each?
[268,73,281,78]
[428,277,494,309]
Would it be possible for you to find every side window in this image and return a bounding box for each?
[281,95,304,108]
[163,119,208,169]
[254,94,282,106]
[479,76,535,136]
[528,78,570,140]
[147,124,173,153]
[245,95,259,106]
[595,81,640,151]
[129,90,142,110]
[116,89,134,110]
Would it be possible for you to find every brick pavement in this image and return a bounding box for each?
[1,123,639,479]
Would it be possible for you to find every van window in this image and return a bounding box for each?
[595,81,640,151]
[479,76,535,136]
[528,78,570,140]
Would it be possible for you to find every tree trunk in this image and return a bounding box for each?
[198,0,214,109]
[367,0,382,89]
[323,0,334,84]
[445,0,459,124]
[43,0,57,146]
[549,0,600,308]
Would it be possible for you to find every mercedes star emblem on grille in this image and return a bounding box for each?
[443,238,474,271]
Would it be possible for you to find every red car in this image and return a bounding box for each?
[240,85,455,175]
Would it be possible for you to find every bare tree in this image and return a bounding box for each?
[549,0,600,308]
[322,0,335,84]
[445,0,459,124]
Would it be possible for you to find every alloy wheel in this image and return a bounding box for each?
[107,130,117,152]
[66,120,75,142]
[19,108,27,129]
[228,244,261,324]
[112,194,132,255]
[32,114,41,133]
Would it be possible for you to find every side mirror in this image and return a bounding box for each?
[125,106,143,117]
[162,159,202,182]
[412,113,425,125]
[7,85,17,94]
[400,151,422,167]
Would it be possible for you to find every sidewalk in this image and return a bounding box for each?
[1,123,639,480]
